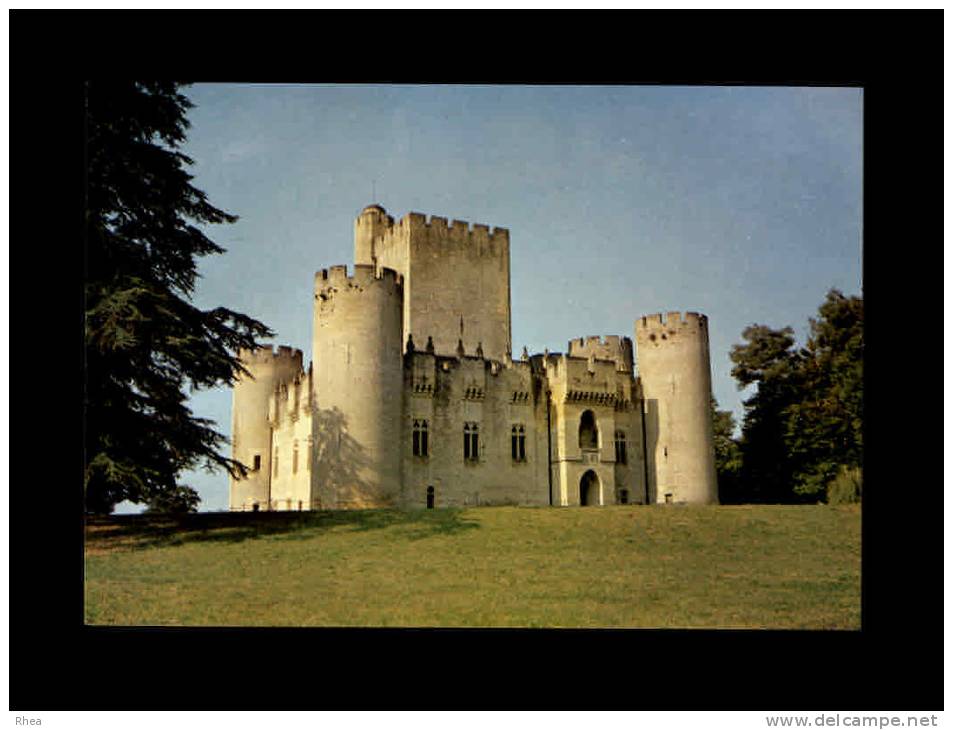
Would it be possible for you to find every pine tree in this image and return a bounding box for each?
[84,81,273,514]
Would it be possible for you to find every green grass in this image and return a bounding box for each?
[85,504,860,628]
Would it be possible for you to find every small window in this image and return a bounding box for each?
[252,454,261,471]
[413,419,429,457]
[614,431,627,465]
[426,485,435,509]
[292,441,299,475]
[619,489,629,505]
[664,493,673,504]
[511,424,526,462]
[464,422,479,461]
[273,447,279,477]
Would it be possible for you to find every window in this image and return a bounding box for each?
[511,424,526,462]
[619,489,629,505]
[426,485,435,509]
[614,431,627,465]
[292,441,299,474]
[413,419,429,457]
[579,410,599,450]
[252,454,261,471]
[273,447,279,477]
[464,422,480,461]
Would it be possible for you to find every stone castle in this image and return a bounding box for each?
[229,204,718,511]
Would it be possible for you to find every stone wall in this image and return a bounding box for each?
[312,264,404,508]
[400,352,549,508]
[355,206,512,363]
[230,345,303,511]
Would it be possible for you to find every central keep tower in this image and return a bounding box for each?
[354,204,512,361]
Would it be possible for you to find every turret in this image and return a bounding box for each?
[312,264,404,508]
[354,204,393,266]
[635,312,718,505]
[230,345,304,510]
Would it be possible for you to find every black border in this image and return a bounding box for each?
[9,9,942,711]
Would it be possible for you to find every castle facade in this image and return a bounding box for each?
[229,205,718,510]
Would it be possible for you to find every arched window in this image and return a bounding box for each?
[426,485,435,509]
[511,424,526,462]
[614,430,627,465]
[292,440,299,474]
[579,410,599,450]
[413,419,429,457]
[273,447,279,477]
[464,422,479,461]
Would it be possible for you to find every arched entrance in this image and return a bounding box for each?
[579,470,600,506]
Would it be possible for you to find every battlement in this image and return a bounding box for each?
[315,264,404,295]
[635,311,708,340]
[391,210,510,248]
[568,334,634,371]
[239,344,304,366]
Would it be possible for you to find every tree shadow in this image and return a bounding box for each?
[311,406,396,509]
[85,507,480,553]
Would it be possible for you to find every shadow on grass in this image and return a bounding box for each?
[86,508,480,552]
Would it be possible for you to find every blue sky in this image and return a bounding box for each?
[115,84,862,513]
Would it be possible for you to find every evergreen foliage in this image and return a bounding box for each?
[84,81,273,514]
[727,289,863,503]
[711,396,743,503]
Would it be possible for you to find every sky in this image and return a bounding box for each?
[114,84,862,514]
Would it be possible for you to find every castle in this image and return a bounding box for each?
[229,205,718,511]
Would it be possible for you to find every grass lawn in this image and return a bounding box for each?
[85,504,860,628]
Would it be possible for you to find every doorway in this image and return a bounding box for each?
[579,470,599,506]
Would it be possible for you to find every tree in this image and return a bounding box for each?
[85,82,273,514]
[785,290,863,498]
[711,396,743,503]
[727,289,863,504]
[729,324,806,503]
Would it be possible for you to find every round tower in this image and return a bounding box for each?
[230,345,303,510]
[634,311,718,505]
[354,204,392,266]
[312,264,404,508]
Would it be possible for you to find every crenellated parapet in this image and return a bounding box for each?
[635,311,708,345]
[238,344,304,368]
[543,353,626,405]
[368,210,510,262]
[568,335,634,372]
[315,263,404,298]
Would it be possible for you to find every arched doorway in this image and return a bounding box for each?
[579,470,600,506]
